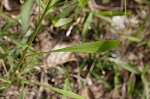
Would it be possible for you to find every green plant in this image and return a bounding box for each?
[0,0,119,98]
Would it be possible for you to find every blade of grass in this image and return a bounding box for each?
[51,40,119,53]
[0,60,8,77]
[82,12,93,40]
[55,2,78,19]
[92,72,111,88]
[0,83,10,89]
[9,0,52,81]
[141,64,149,99]
[113,63,120,95]
[52,2,78,27]
[0,46,15,77]
[97,11,130,16]
[94,12,112,23]
[19,82,25,99]
[0,77,11,84]
[127,73,136,95]
[1,22,15,32]
[121,35,142,43]
[52,18,73,27]
[21,79,85,99]
[135,16,148,37]
[20,0,33,33]
[78,0,88,7]
[0,48,16,59]
[110,58,140,74]
[28,40,119,56]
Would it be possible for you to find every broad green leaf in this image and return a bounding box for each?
[82,12,93,39]
[52,18,73,27]
[20,0,33,33]
[51,40,119,53]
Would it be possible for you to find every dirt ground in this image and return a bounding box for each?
[0,0,150,99]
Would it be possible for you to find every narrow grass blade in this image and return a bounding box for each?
[0,60,8,76]
[20,0,33,33]
[92,72,111,88]
[135,13,148,37]
[98,11,130,16]
[0,83,10,89]
[127,74,136,95]
[141,75,149,99]
[52,2,77,27]
[51,40,119,53]
[19,82,25,99]
[78,0,88,7]
[0,77,11,84]
[28,40,119,56]
[52,18,73,27]
[121,35,142,43]
[22,79,85,99]
[1,22,14,32]
[55,2,78,19]
[113,64,120,95]
[82,12,93,39]
[94,12,112,23]
[141,65,149,99]
[0,48,16,59]
[110,58,140,74]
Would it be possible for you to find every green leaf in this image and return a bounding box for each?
[52,18,73,27]
[20,0,33,33]
[52,2,78,27]
[110,59,140,74]
[98,11,130,16]
[141,75,149,99]
[19,82,25,99]
[0,48,16,59]
[1,22,14,32]
[82,12,93,39]
[22,79,85,99]
[121,35,142,43]
[55,2,78,19]
[0,77,11,84]
[78,0,88,7]
[141,65,149,99]
[51,40,119,53]
[94,12,112,23]
[92,72,111,88]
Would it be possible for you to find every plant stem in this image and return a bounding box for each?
[124,0,126,15]
[9,0,52,81]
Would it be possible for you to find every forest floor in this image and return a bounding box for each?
[0,0,150,99]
